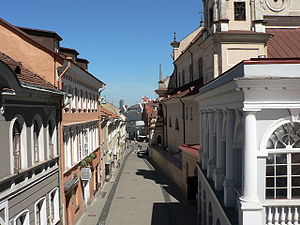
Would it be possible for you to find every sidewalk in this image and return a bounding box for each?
[76,149,131,225]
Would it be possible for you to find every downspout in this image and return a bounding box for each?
[179,97,186,144]
[57,57,71,225]
[161,102,168,148]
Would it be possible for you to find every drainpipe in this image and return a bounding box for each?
[57,57,71,225]
[58,57,72,89]
[161,102,168,148]
[179,97,186,144]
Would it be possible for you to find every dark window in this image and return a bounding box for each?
[49,121,54,158]
[198,58,203,83]
[169,117,172,127]
[189,64,193,82]
[182,70,185,85]
[175,118,179,130]
[209,7,214,27]
[234,2,246,21]
[33,120,40,163]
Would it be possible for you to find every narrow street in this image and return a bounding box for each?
[96,143,197,225]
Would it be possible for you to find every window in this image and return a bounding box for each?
[190,107,193,120]
[35,198,46,225]
[178,72,181,87]
[14,210,29,225]
[83,129,89,156]
[13,121,21,173]
[209,6,214,27]
[33,120,40,163]
[265,122,300,199]
[182,70,185,85]
[234,2,246,21]
[175,118,179,130]
[198,58,203,82]
[189,64,193,83]
[186,107,189,120]
[49,188,60,224]
[48,119,56,158]
[78,129,82,160]
[169,117,172,127]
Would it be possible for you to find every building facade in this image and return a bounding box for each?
[0,51,63,225]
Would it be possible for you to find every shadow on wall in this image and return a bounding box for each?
[151,202,197,225]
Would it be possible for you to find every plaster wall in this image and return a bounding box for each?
[0,23,61,85]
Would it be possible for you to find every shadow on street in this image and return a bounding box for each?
[135,159,197,225]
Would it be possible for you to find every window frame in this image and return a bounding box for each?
[34,197,47,225]
[49,188,60,225]
[265,121,300,200]
[234,1,246,21]
[14,209,29,225]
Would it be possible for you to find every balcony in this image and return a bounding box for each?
[264,201,300,225]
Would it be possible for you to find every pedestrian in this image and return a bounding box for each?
[117,159,121,168]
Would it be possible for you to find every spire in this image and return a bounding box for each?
[173,32,177,42]
[159,64,163,82]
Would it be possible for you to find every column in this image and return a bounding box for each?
[214,110,224,191]
[240,110,263,225]
[224,109,234,207]
[198,111,203,166]
[207,111,215,179]
[202,112,208,170]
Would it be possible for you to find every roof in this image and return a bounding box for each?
[17,26,63,41]
[178,144,199,158]
[0,18,64,64]
[0,51,57,90]
[267,28,300,58]
[100,106,118,119]
[77,58,89,63]
[59,47,79,56]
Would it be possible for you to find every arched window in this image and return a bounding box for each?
[35,198,46,225]
[208,202,213,225]
[33,120,40,163]
[266,122,300,199]
[216,218,221,225]
[182,70,185,85]
[49,188,60,224]
[32,115,43,163]
[203,191,207,225]
[198,58,203,84]
[48,120,54,158]
[13,121,21,173]
[189,64,193,83]
[14,210,29,225]
[169,117,172,127]
[175,118,179,130]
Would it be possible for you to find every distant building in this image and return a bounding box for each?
[124,103,144,140]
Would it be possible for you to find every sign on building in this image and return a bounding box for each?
[80,168,92,180]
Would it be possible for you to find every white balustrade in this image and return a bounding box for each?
[266,206,300,225]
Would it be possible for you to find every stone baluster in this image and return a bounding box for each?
[280,207,286,225]
[294,207,299,225]
[267,207,273,225]
[274,207,280,225]
[287,207,292,225]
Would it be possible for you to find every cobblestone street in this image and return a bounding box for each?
[77,142,197,225]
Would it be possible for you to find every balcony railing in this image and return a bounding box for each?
[264,202,300,225]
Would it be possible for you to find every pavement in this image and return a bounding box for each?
[76,142,197,225]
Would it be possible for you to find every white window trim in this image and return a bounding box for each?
[14,209,29,225]
[9,115,27,174]
[49,188,60,225]
[34,197,47,225]
[31,114,45,164]
[0,200,9,225]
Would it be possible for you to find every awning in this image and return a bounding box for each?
[178,144,200,157]
[64,174,79,195]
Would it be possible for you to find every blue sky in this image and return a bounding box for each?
[1,0,202,106]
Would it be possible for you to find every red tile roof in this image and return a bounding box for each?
[100,107,117,119]
[178,144,199,157]
[267,28,300,58]
[0,51,56,90]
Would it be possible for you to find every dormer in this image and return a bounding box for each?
[17,26,62,52]
[77,58,89,71]
[59,47,79,62]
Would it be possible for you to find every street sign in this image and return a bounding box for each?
[80,168,92,180]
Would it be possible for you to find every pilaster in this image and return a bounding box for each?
[207,111,215,179]
[214,110,224,191]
